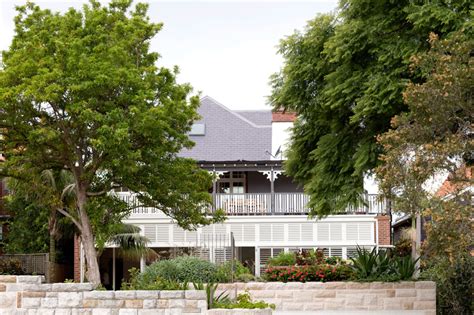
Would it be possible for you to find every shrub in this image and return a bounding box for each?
[0,258,24,275]
[421,255,473,315]
[215,260,252,283]
[264,264,353,282]
[134,256,218,288]
[213,291,275,310]
[351,247,418,281]
[394,238,412,257]
[121,267,188,290]
[267,252,296,267]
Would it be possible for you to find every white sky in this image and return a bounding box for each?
[0,0,338,110]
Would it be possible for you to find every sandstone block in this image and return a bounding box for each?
[324,299,346,310]
[114,291,136,299]
[346,282,370,290]
[0,292,16,308]
[83,299,98,308]
[124,299,143,308]
[142,299,156,308]
[54,309,73,315]
[22,284,53,292]
[169,298,186,308]
[413,300,436,310]
[23,292,46,298]
[160,291,184,299]
[395,289,417,297]
[40,297,58,308]
[135,290,159,299]
[393,282,415,289]
[250,290,275,299]
[324,282,347,290]
[281,302,304,310]
[52,283,93,292]
[84,291,114,299]
[0,275,17,283]
[17,276,44,284]
[156,299,169,308]
[138,311,165,315]
[92,309,119,315]
[303,302,324,310]
[312,290,336,298]
[118,310,138,315]
[275,290,293,298]
[415,281,436,290]
[417,289,436,301]
[370,282,393,289]
[57,292,82,308]
[185,290,206,300]
[97,299,125,308]
[22,297,41,308]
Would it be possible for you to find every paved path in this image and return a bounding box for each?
[274,311,428,315]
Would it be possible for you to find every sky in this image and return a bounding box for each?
[0,0,339,110]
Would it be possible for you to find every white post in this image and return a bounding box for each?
[255,247,260,277]
[79,241,84,283]
[415,213,422,277]
[140,256,146,273]
[112,247,116,291]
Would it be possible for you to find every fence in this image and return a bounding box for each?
[0,253,49,282]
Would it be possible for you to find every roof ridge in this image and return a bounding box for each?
[200,96,271,128]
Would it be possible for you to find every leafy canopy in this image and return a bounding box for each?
[0,0,221,284]
[270,0,471,216]
[0,0,217,228]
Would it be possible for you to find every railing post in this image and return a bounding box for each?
[270,167,275,215]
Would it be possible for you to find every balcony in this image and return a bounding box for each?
[117,192,387,218]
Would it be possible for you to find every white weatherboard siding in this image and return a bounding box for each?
[124,215,376,249]
[271,121,293,159]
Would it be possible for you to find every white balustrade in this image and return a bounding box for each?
[115,192,387,217]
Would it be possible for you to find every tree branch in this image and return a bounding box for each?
[56,207,83,232]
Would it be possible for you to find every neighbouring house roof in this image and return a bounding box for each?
[179,96,273,161]
[435,166,473,198]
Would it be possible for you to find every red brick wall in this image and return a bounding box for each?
[376,215,391,245]
[73,235,80,282]
[272,111,296,122]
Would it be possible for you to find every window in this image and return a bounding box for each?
[189,123,205,136]
[217,171,246,194]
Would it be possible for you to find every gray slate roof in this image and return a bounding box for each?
[179,96,272,162]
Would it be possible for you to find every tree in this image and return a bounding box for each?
[269,0,471,216]
[0,1,219,285]
[375,29,473,314]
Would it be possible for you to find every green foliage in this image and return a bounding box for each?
[267,252,296,267]
[351,247,418,281]
[213,291,275,310]
[270,0,471,216]
[121,267,188,291]
[393,256,418,281]
[215,260,252,283]
[394,238,412,258]
[140,256,218,285]
[421,255,473,315]
[3,198,49,254]
[193,281,229,309]
[0,259,24,275]
[0,0,225,283]
[265,264,353,282]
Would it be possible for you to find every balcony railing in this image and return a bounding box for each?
[117,192,387,217]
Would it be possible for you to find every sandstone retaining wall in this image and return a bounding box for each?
[216,281,436,314]
[0,275,207,315]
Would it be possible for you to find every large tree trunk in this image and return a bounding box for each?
[76,187,101,286]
